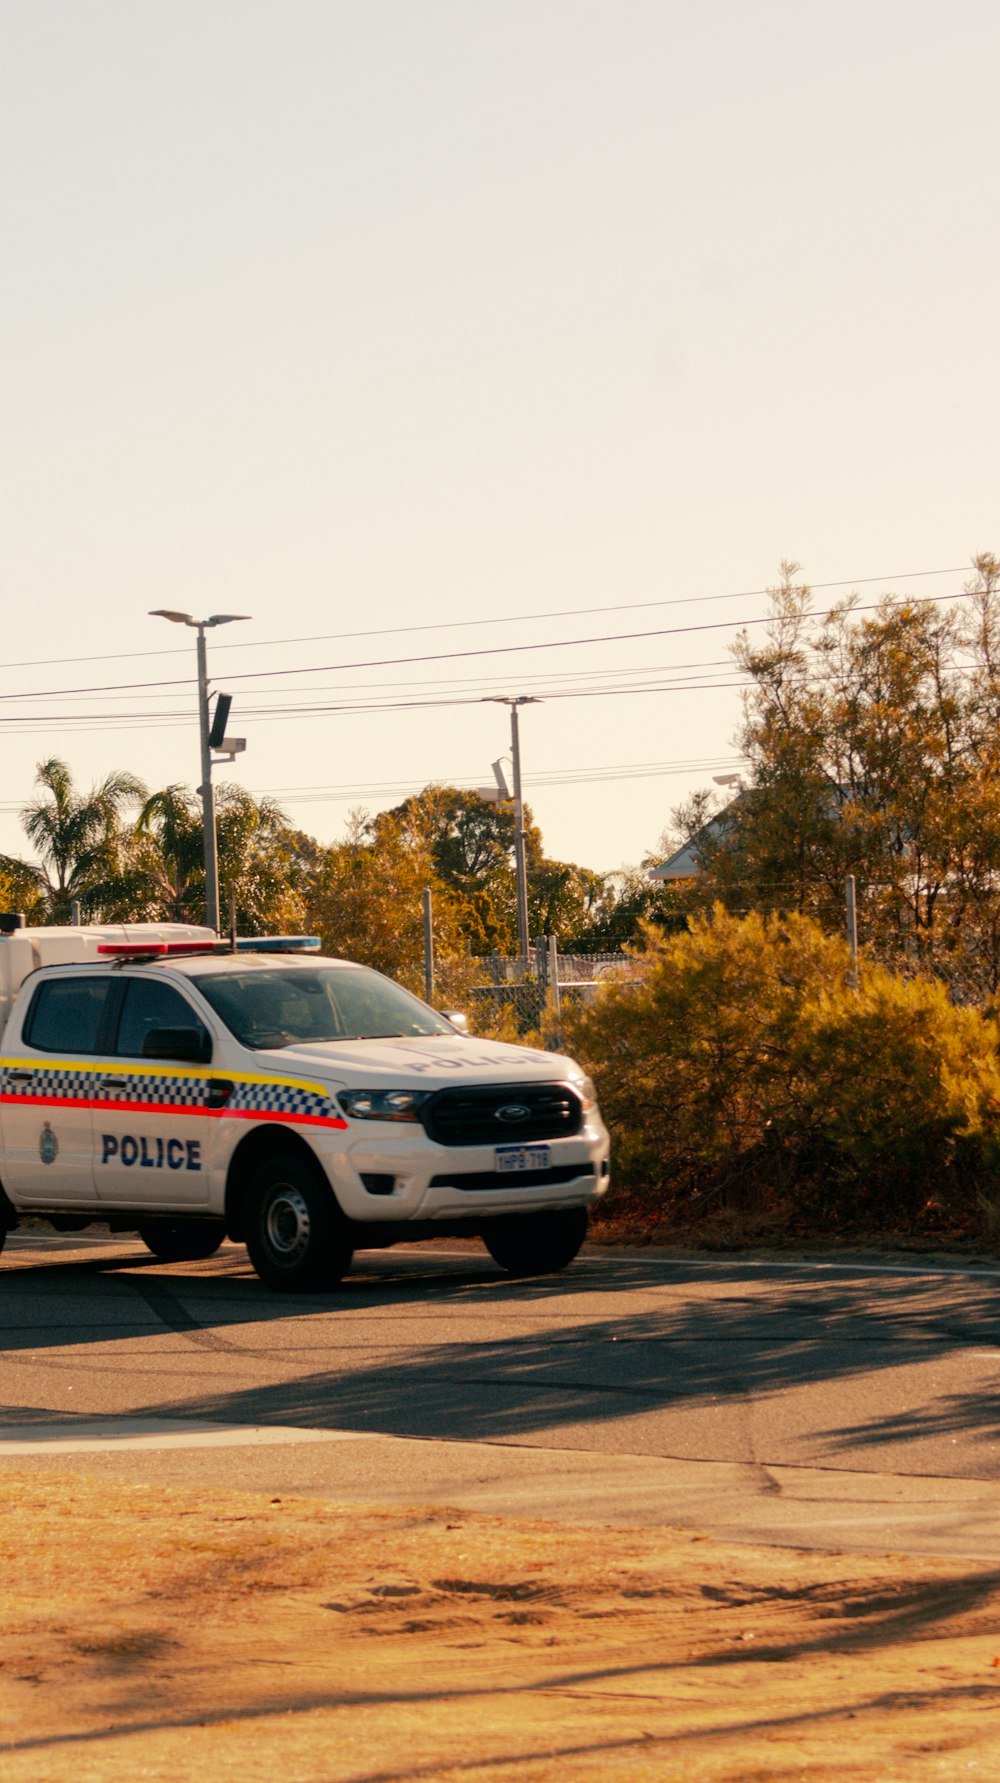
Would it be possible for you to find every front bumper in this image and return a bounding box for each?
[316,1117,611,1222]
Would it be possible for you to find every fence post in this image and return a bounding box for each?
[547,934,561,1022]
[846,874,858,988]
[422,887,434,1002]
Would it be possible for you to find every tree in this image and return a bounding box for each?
[131,782,307,932]
[673,555,1000,994]
[371,786,546,953]
[570,865,693,951]
[560,906,1000,1228]
[0,758,147,922]
[132,785,205,920]
[304,807,470,990]
[527,857,608,945]
[214,784,307,934]
[0,859,46,924]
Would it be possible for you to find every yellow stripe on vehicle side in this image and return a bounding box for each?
[0,1057,331,1098]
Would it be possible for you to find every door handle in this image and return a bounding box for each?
[98,1077,125,1092]
[7,1069,35,1083]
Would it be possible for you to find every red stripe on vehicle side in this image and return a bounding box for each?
[0,1093,348,1130]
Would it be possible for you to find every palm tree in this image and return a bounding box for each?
[3,758,147,922]
[215,784,305,933]
[135,781,305,931]
[134,784,205,920]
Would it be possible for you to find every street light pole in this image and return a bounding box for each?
[150,609,250,933]
[488,696,539,965]
[194,622,220,934]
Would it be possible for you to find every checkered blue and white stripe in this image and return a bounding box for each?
[0,1065,105,1106]
[227,1080,330,1118]
[0,1063,338,1123]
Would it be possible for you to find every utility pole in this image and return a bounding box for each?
[846,873,859,989]
[422,886,435,1002]
[150,610,250,933]
[488,696,539,965]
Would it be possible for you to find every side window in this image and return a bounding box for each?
[114,979,210,1059]
[24,978,111,1054]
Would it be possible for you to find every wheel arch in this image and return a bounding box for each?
[0,1179,19,1231]
[224,1125,341,1240]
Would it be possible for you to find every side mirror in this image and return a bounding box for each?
[441,1010,469,1035]
[142,1027,212,1064]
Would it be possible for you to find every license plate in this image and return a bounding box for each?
[495,1143,550,1174]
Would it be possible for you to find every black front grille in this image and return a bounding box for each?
[429,1164,595,1192]
[421,1082,583,1147]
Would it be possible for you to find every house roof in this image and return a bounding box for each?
[647,805,735,882]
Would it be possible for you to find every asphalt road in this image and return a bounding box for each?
[2,1227,1000,1558]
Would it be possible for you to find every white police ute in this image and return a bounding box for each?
[0,920,610,1288]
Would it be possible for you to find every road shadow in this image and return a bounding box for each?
[132,1265,1000,1455]
[4,1238,1000,1458]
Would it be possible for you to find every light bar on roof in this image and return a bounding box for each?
[96,936,322,959]
[97,943,169,956]
[97,941,221,957]
[234,936,321,953]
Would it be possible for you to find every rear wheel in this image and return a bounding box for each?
[245,1153,353,1291]
[138,1219,227,1263]
[482,1206,588,1277]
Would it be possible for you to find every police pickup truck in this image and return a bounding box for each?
[0,920,609,1289]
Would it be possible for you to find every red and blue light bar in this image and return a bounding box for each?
[97,936,322,958]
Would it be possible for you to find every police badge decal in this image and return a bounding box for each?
[39,1122,59,1165]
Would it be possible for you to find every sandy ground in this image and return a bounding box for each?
[1,1468,999,1782]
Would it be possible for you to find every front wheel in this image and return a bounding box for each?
[138,1219,227,1262]
[483,1206,589,1277]
[245,1153,353,1291]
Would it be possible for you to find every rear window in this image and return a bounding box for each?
[23,977,111,1054]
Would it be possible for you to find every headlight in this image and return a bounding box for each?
[574,1076,599,1113]
[337,1089,430,1123]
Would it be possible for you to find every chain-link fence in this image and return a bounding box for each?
[430,942,640,1042]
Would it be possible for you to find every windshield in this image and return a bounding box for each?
[190,965,455,1049]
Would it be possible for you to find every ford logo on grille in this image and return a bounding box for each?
[495,1102,531,1124]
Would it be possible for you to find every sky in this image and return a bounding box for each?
[2,0,997,882]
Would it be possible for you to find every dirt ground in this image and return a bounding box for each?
[1,1468,999,1782]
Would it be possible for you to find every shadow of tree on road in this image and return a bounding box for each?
[4,1240,1000,1465]
[131,1264,1000,1463]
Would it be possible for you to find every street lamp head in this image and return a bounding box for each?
[149,610,251,629]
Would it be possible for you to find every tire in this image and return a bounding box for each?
[244,1152,353,1291]
[138,1219,227,1263]
[483,1206,589,1277]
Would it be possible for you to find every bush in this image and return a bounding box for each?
[560,906,1000,1234]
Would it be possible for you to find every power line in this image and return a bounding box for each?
[0,587,983,705]
[0,752,747,817]
[0,655,739,710]
[0,564,973,674]
[251,754,747,803]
